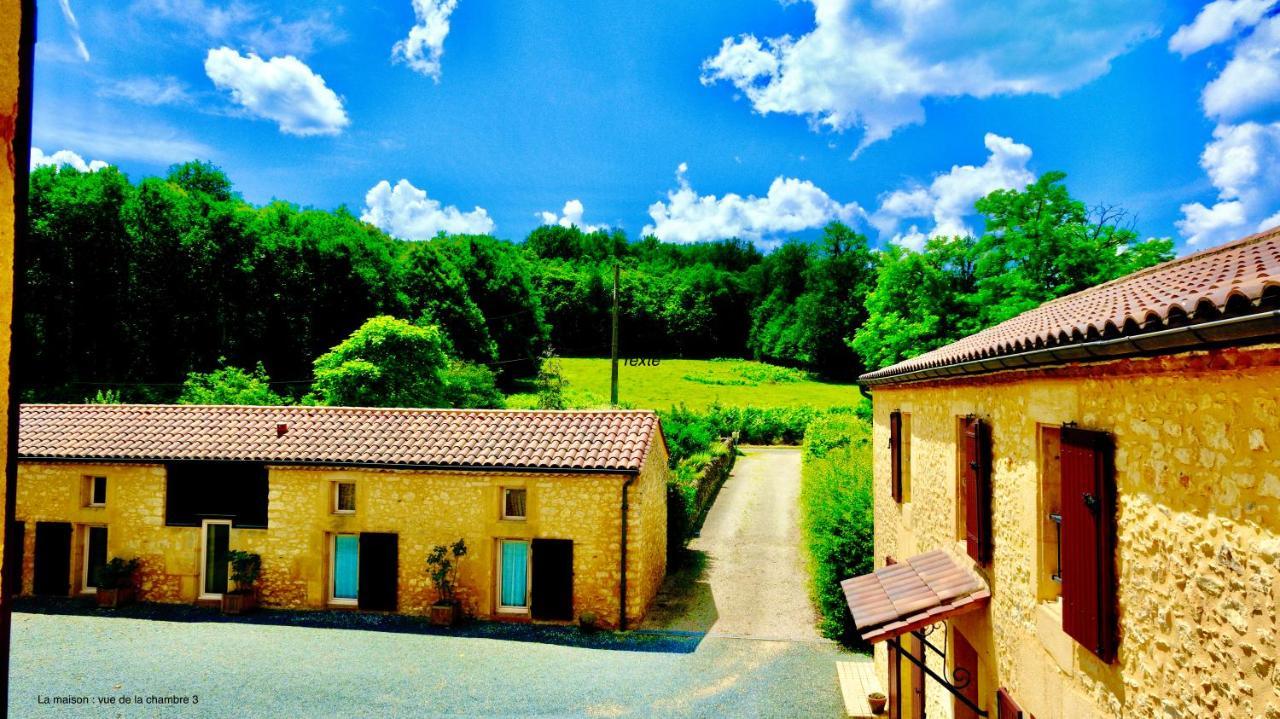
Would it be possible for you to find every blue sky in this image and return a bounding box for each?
[31,1,1280,253]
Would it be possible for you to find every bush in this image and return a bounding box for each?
[227,550,261,594]
[440,360,504,408]
[95,557,140,590]
[658,403,862,464]
[800,412,874,644]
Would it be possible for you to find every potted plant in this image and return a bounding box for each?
[95,557,140,608]
[221,550,261,615]
[868,691,887,715]
[426,538,467,626]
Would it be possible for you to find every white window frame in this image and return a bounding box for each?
[501,488,527,521]
[198,519,232,600]
[333,481,356,515]
[86,475,107,508]
[80,525,107,594]
[328,533,359,606]
[496,539,531,614]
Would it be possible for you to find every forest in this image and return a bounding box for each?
[21,161,1174,405]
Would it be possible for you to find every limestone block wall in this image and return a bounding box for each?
[14,460,669,627]
[871,344,1280,719]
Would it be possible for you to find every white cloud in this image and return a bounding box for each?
[700,0,1159,153]
[36,117,213,165]
[361,179,495,240]
[204,48,349,136]
[99,76,192,106]
[870,133,1035,248]
[537,199,607,232]
[641,163,862,244]
[393,0,458,81]
[136,0,340,56]
[31,147,108,173]
[1176,122,1280,245]
[1201,15,1280,121]
[1169,0,1276,55]
[57,0,91,61]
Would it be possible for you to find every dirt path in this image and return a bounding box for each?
[642,446,824,641]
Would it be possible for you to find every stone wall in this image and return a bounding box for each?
[15,458,669,627]
[871,344,1280,719]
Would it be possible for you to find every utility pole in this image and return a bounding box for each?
[610,263,620,407]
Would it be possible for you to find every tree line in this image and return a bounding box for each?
[21,162,1174,403]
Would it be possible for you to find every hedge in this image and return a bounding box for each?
[800,411,874,644]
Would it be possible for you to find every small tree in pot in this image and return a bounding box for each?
[221,550,261,615]
[95,557,140,608]
[426,538,467,626]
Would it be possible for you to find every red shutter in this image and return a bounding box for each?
[952,631,979,719]
[963,417,992,564]
[890,410,903,503]
[996,688,1024,719]
[1060,425,1116,662]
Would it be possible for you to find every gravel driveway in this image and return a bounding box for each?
[8,610,847,718]
[642,446,823,641]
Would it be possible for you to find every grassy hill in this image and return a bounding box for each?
[508,357,859,411]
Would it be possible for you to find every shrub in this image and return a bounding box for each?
[800,412,874,644]
[426,538,468,606]
[440,360,504,408]
[226,550,261,594]
[94,557,140,590]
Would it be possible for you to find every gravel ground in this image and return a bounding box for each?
[8,609,853,718]
[642,446,823,641]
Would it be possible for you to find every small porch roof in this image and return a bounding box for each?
[841,549,990,643]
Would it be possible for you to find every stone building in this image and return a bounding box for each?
[847,227,1280,718]
[12,404,668,628]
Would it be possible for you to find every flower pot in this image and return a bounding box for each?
[429,602,458,626]
[221,590,259,615]
[868,693,887,715]
[96,586,135,608]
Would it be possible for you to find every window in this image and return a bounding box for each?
[333,482,356,514]
[1059,425,1117,662]
[1037,426,1064,601]
[889,411,912,503]
[502,488,527,520]
[81,525,107,593]
[83,475,106,507]
[498,540,530,611]
[958,416,992,565]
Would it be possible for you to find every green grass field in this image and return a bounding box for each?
[508,357,859,410]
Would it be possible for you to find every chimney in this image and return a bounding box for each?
[276,422,289,437]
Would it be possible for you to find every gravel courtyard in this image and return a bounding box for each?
[9,609,847,718]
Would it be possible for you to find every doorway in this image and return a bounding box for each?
[81,525,107,593]
[33,522,71,596]
[199,519,231,599]
[531,539,573,620]
[357,532,398,611]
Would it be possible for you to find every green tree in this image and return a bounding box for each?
[310,316,451,407]
[439,360,504,408]
[534,349,568,409]
[178,361,288,405]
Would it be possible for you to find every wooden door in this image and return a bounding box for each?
[33,522,71,596]
[531,539,573,620]
[358,532,398,611]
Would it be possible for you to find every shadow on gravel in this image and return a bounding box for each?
[12,596,704,654]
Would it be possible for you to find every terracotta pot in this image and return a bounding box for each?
[869,694,887,715]
[221,590,259,615]
[96,586,135,608]
[429,602,457,626]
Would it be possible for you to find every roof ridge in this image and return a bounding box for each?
[20,403,657,415]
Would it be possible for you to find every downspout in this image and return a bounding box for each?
[619,475,636,631]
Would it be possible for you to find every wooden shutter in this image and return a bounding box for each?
[962,417,992,564]
[996,688,1024,719]
[952,631,979,719]
[1060,425,1117,662]
[890,410,903,503]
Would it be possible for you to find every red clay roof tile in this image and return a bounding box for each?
[18,404,662,473]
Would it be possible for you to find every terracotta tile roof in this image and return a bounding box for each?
[861,225,1280,384]
[18,404,662,473]
[841,550,989,643]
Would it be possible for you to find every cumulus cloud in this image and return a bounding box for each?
[1168,0,1276,55]
[361,179,495,240]
[700,0,1158,153]
[1201,15,1280,122]
[537,199,607,232]
[204,47,349,136]
[57,0,90,61]
[393,0,458,81]
[31,147,108,173]
[642,163,862,244]
[1177,122,1280,245]
[869,133,1035,250]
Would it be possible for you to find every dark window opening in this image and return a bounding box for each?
[90,476,107,506]
[165,462,268,528]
